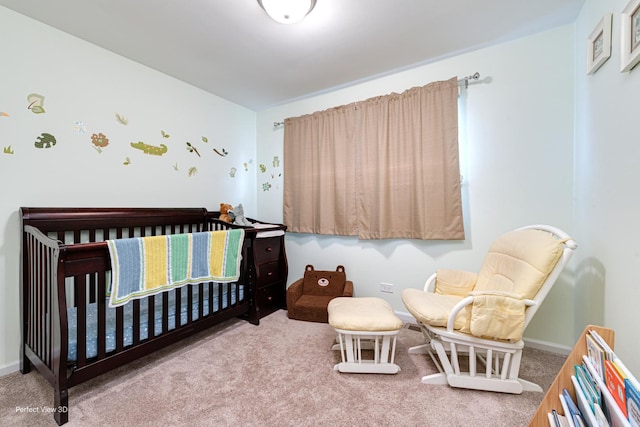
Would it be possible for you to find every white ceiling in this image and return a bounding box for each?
[0,0,585,111]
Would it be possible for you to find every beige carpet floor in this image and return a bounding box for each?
[0,310,564,426]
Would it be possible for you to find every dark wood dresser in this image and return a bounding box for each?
[253,233,288,319]
[207,212,288,322]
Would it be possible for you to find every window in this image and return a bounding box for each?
[283,77,464,240]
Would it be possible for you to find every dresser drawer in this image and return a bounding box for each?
[256,281,285,315]
[254,237,282,263]
[256,260,284,287]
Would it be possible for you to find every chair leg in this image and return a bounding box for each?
[407,343,430,354]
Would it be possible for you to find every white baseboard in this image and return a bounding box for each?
[394,309,571,356]
[0,360,20,378]
[523,337,572,356]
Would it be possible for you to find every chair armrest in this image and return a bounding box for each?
[424,273,437,292]
[446,296,474,332]
[286,278,304,308]
[342,281,354,297]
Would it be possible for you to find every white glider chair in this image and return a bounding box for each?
[401,225,577,394]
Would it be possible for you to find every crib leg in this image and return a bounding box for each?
[20,350,31,374]
[53,387,69,425]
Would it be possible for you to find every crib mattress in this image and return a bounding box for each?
[67,284,244,361]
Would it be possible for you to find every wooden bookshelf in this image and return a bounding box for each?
[529,325,615,427]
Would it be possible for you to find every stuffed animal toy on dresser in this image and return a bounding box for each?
[218,203,233,223]
[229,203,252,226]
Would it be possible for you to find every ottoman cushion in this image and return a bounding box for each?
[328,297,403,332]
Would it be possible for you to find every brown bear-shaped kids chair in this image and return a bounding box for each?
[286,265,353,323]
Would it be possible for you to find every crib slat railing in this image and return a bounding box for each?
[115,306,124,353]
[75,274,87,368]
[198,283,205,319]
[187,285,193,324]
[97,275,107,360]
[217,283,224,312]
[176,287,184,327]
[23,226,63,372]
[148,295,156,338]
[133,299,141,346]
[162,292,169,333]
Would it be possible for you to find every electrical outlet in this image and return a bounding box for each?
[380,282,394,293]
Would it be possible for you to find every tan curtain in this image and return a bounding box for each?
[357,78,463,239]
[283,104,358,235]
[283,77,464,240]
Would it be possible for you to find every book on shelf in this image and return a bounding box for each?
[559,393,577,427]
[549,409,572,427]
[626,378,640,427]
[564,387,587,426]
[588,329,615,359]
[586,332,607,381]
[614,358,640,427]
[605,359,629,419]
[583,354,634,427]
[572,375,600,426]
[576,363,601,412]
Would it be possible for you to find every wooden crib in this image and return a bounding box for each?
[20,207,285,425]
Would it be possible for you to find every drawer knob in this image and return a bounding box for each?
[267,272,273,276]
[266,247,273,252]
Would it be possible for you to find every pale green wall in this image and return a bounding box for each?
[257,25,577,348]
[0,7,257,373]
[574,0,640,376]
[4,1,639,380]
[257,2,640,378]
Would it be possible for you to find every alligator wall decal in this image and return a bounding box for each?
[130,141,168,156]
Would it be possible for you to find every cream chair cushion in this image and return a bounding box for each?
[474,229,564,299]
[466,290,526,341]
[434,269,478,296]
[402,289,468,329]
[328,297,403,332]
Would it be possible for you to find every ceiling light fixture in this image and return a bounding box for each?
[257,0,317,24]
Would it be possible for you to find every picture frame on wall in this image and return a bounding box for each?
[587,13,612,75]
[621,0,640,72]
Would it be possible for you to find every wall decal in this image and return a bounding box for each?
[130,141,168,155]
[1,112,9,118]
[188,166,197,176]
[34,133,56,149]
[3,146,14,154]
[201,136,208,143]
[115,113,128,125]
[73,121,86,134]
[186,142,200,157]
[229,167,237,177]
[161,130,170,138]
[273,156,280,167]
[259,164,267,173]
[123,157,131,165]
[173,163,178,171]
[91,132,109,148]
[261,182,272,191]
[27,93,46,114]
[213,148,228,157]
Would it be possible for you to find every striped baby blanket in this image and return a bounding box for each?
[107,229,245,308]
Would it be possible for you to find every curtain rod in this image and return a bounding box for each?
[458,72,480,89]
[273,72,481,127]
